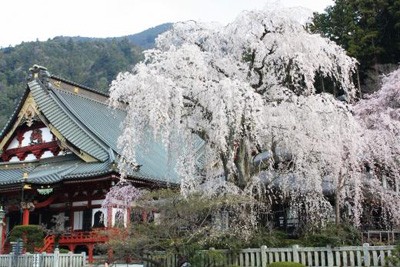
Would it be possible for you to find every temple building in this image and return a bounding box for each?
[0,65,177,262]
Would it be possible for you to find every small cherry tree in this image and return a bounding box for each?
[102,181,141,210]
[353,67,400,227]
[102,181,142,229]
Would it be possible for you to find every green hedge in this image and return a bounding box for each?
[10,225,45,253]
[268,262,306,267]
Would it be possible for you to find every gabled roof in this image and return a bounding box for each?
[29,79,110,161]
[0,65,179,188]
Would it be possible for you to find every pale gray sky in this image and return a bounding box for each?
[0,0,333,48]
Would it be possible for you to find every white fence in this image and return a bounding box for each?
[145,244,396,267]
[0,249,86,267]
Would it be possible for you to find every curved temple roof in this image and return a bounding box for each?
[0,65,179,188]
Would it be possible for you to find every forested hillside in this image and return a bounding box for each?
[0,23,171,129]
[124,23,172,49]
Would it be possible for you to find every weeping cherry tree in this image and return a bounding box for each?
[109,6,366,230]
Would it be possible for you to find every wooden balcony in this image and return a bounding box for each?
[37,229,109,263]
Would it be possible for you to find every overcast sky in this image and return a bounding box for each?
[0,0,333,48]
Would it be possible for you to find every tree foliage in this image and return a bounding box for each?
[102,181,142,210]
[101,189,242,266]
[353,68,400,227]
[311,0,400,92]
[386,243,400,267]
[10,225,45,253]
[40,213,71,249]
[102,188,362,265]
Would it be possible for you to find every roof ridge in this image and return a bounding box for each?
[50,74,109,97]
[55,84,108,105]
[52,85,126,112]
[0,154,77,169]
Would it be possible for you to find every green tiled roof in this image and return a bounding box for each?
[0,154,176,186]
[47,82,179,182]
[0,153,175,187]
[53,88,124,153]
[0,154,111,186]
[0,166,35,186]
[29,80,110,161]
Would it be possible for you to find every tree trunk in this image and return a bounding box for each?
[335,190,340,226]
[234,138,252,190]
[220,152,230,182]
[356,67,362,98]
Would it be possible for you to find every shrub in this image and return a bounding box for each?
[300,223,361,247]
[268,262,305,267]
[10,225,45,253]
[385,243,400,267]
[206,229,300,250]
[59,248,71,254]
[301,233,342,247]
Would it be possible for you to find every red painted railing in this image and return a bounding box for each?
[59,229,109,244]
[37,235,55,253]
[37,229,109,253]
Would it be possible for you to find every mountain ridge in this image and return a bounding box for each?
[48,23,173,49]
[0,23,173,129]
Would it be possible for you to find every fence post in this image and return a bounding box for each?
[54,247,60,267]
[8,252,13,267]
[292,245,299,263]
[326,245,334,267]
[363,243,370,267]
[81,252,86,266]
[33,253,40,267]
[261,245,267,267]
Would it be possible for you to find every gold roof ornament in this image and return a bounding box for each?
[23,184,32,190]
[22,172,31,190]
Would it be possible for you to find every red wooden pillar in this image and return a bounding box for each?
[0,216,5,254]
[22,209,29,225]
[87,244,94,263]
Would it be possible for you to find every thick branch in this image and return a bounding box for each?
[250,43,276,91]
[210,60,230,78]
[183,95,213,122]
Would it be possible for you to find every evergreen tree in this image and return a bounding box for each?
[312,0,400,93]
